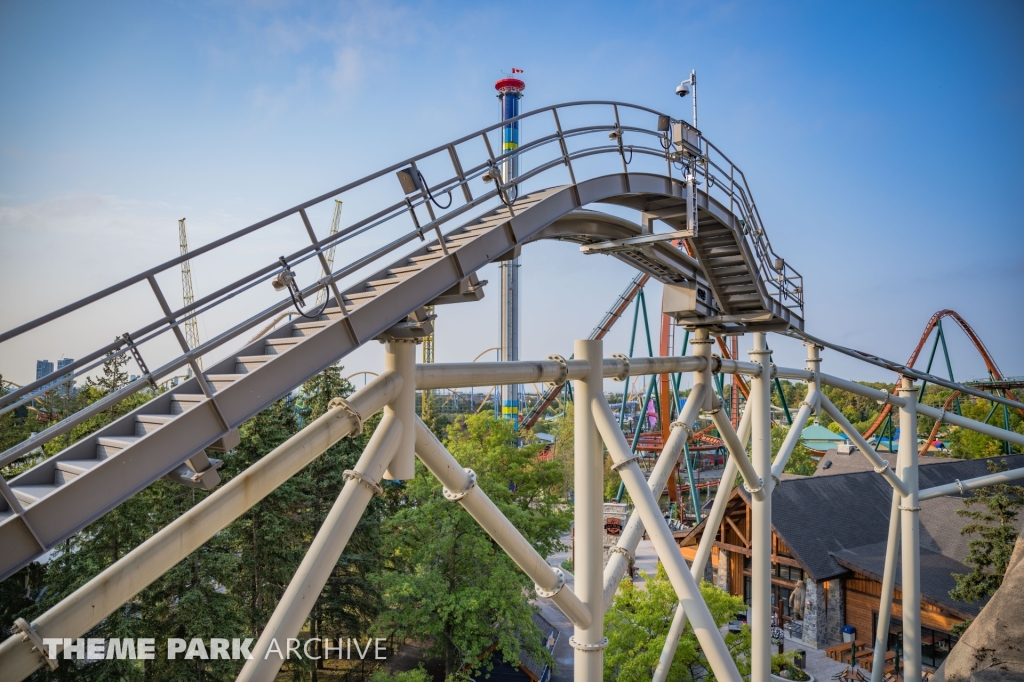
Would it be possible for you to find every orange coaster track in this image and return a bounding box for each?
[862,309,1023,440]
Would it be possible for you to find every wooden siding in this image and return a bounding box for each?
[846,573,963,639]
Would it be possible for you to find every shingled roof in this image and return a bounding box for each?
[739,455,1024,588]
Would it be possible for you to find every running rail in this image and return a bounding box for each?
[790,329,1024,412]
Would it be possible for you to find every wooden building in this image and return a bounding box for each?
[677,455,1024,669]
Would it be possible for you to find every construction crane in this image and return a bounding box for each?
[314,200,343,308]
[179,218,202,371]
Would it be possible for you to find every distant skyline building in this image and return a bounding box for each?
[34,358,75,391]
[35,360,54,382]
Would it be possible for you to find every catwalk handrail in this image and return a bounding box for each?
[0,101,801,467]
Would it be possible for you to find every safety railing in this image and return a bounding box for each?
[0,100,802,471]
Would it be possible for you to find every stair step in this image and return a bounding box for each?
[709,265,750,277]
[408,253,444,264]
[265,338,302,355]
[54,459,104,484]
[170,394,204,414]
[136,414,174,435]
[703,246,740,257]
[724,293,762,303]
[386,264,423,277]
[705,255,745,266]
[367,272,415,288]
[205,375,241,391]
[344,290,379,302]
[235,355,273,374]
[697,234,736,244]
[721,284,757,294]
[292,321,329,337]
[319,307,345,320]
[445,232,478,243]
[12,484,62,506]
[96,435,141,458]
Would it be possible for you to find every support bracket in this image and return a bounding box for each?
[535,567,566,599]
[343,469,383,496]
[328,397,364,437]
[546,355,570,387]
[442,468,477,502]
[569,636,609,651]
[609,354,630,382]
[13,618,57,671]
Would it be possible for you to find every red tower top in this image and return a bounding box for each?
[494,77,525,94]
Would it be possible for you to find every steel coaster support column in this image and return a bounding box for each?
[0,372,402,682]
[602,382,710,610]
[413,418,592,628]
[592,393,742,682]
[749,332,773,682]
[819,395,909,497]
[383,339,417,480]
[238,414,405,682]
[769,343,821,480]
[898,377,922,682]
[573,340,606,681]
[652,406,754,682]
[602,382,709,611]
[870,478,903,682]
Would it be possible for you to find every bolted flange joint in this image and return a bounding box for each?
[709,354,723,374]
[743,477,765,495]
[442,468,477,502]
[546,355,570,387]
[343,470,383,496]
[610,353,630,382]
[873,460,891,474]
[609,545,635,564]
[535,567,566,599]
[570,636,609,651]
[670,420,693,435]
[610,453,642,472]
[14,618,58,671]
[328,397,363,438]
[898,504,922,512]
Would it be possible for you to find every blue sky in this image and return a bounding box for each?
[1,0,1022,388]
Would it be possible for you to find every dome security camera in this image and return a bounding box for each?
[675,81,691,97]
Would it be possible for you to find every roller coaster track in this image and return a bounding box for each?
[0,100,804,583]
[861,309,1023,439]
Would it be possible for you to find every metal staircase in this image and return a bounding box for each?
[0,100,803,582]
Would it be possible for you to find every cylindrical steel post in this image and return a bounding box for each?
[749,331,773,682]
[602,381,708,611]
[238,414,404,682]
[652,405,753,682]
[870,491,902,682]
[573,340,605,681]
[898,377,922,682]
[593,393,742,682]
[413,418,592,629]
[383,339,417,480]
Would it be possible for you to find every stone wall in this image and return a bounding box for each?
[825,579,844,644]
[802,579,828,648]
[716,549,730,592]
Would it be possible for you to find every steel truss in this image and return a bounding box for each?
[4,333,1024,682]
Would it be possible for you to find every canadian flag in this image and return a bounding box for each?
[511,68,524,74]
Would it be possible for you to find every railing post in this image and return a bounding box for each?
[898,377,922,682]
[573,339,605,682]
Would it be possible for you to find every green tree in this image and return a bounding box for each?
[294,366,385,680]
[605,565,756,681]
[949,459,1024,608]
[770,424,816,477]
[373,415,569,679]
